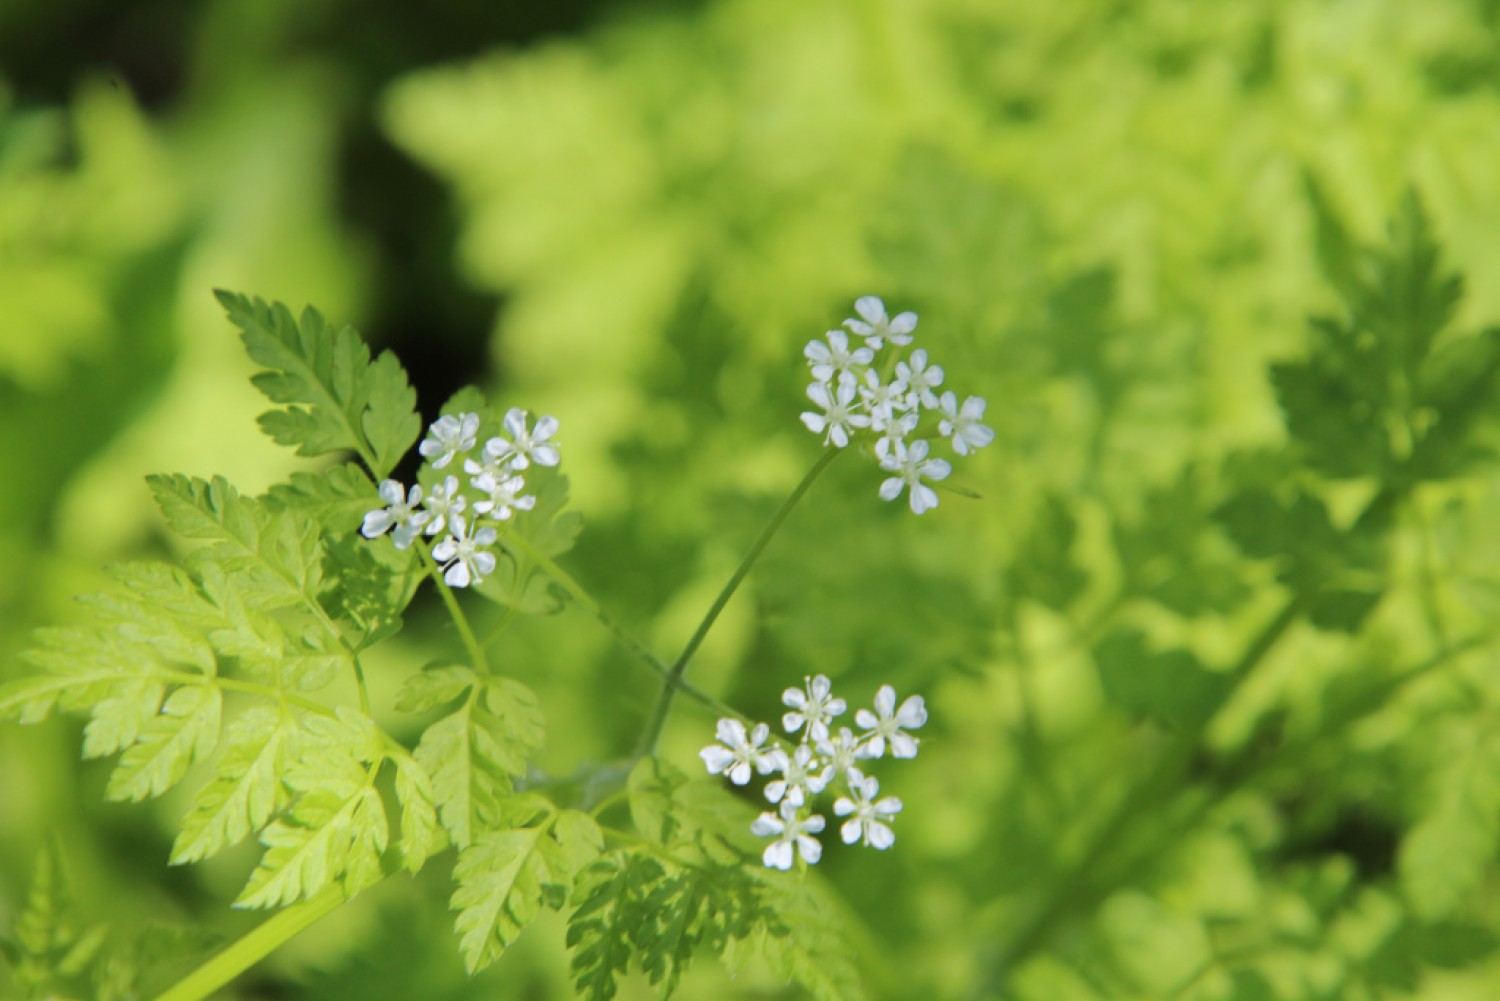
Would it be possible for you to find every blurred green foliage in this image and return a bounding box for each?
[9,0,1500,998]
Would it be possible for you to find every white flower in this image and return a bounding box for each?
[800,380,869,449]
[834,768,902,849]
[472,473,536,521]
[858,370,911,431]
[360,480,431,549]
[896,349,945,409]
[855,685,928,759]
[419,412,480,469]
[463,437,514,481]
[804,330,874,386]
[751,803,826,870]
[490,408,560,470]
[937,392,995,456]
[815,727,863,784]
[878,439,951,515]
[874,411,919,462]
[782,674,847,743]
[700,719,774,786]
[420,475,467,534]
[764,744,834,808]
[431,516,498,588]
[844,296,917,350]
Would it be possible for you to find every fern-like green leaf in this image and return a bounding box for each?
[451,797,603,974]
[148,474,325,613]
[106,685,222,802]
[415,672,546,848]
[235,710,387,908]
[392,748,444,873]
[171,705,297,864]
[215,290,420,477]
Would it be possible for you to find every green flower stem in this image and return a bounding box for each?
[636,448,842,757]
[498,527,741,718]
[152,886,349,1001]
[417,546,490,675]
[499,528,671,678]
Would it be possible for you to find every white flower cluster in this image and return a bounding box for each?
[801,296,994,514]
[359,408,561,587]
[700,676,927,870]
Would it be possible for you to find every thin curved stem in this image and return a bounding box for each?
[636,448,841,757]
[417,546,490,674]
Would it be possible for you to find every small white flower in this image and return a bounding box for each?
[491,408,560,470]
[834,768,902,849]
[472,473,536,521]
[858,370,911,432]
[896,349,945,409]
[800,380,870,449]
[878,439,951,515]
[844,296,917,350]
[463,437,514,481]
[815,727,863,784]
[420,475,467,534]
[751,803,826,870]
[804,330,874,386]
[360,480,431,549]
[937,392,995,456]
[700,719,774,786]
[431,515,498,588]
[782,674,847,743]
[764,744,834,808]
[856,685,928,759]
[419,412,480,469]
[874,411,919,462]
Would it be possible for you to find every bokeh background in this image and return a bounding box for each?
[7,0,1500,998]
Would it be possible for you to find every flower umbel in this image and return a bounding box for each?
[702,674,926,869]
[798,296,987,515]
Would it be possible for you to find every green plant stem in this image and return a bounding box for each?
[418,546,490,674]
[636,448,841,758]
[498,524,768,721]
[500,527,671,678]
[153,886,349,1001]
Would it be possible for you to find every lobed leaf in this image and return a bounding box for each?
[171,705,297,865]
[215,290,421,478]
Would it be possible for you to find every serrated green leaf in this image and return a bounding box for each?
[148,474,325,612]
[105,685,222,802]
[264,463,381,536]
[567,852,664,1001]
[234,719,387,908]
[417,675,546,848]
[171,706,295,865]
[394,664,475,713]
[451,807,601,974]
[216,290,421,477]
[392,750,444,873]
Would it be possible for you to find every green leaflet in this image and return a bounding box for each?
[171,705,297,865]
[414,670,546,849]
[1092,629,1229,731]
[106,685,222,803]
[148,474,325,613]
[235,710,388,909]
[450,797,602,974]
[392,748,444,872]
[565,840,860,1001]
[215,290,420,478]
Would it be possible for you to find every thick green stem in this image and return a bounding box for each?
[152,887,349,1001]
[636,448,841,757]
